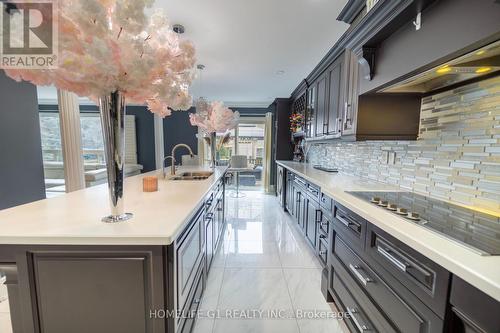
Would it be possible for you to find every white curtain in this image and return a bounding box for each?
[263,112,273,193]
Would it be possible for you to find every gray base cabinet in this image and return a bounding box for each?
[281,166,500,333]
[0,177,226,333]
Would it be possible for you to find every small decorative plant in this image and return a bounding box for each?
[189,98,239,167]
[290,112,303,133]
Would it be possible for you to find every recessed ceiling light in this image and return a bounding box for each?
[276,70,285,75]
[173,24,185,34]
[436,66,451,74]
[476,50,486,56]
[475,67,491,74]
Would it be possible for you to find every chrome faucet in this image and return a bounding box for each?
[162,156,176,178]
[171,144,194,175]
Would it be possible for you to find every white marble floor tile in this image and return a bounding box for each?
[283,268,331,312]
[200,268,224,311]
[0,299,9,313]
[296,318,346,333]
[0,313,12,333]
[277,238,322,269]
[195,191,349,333]
[213,319,299,333]
[225,241,281,268]
[217,268,294,316]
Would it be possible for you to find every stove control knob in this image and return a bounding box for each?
[378,200,388,207]
[396,207,408,215]
[387,203,397,211]
[408,212,420,220]
[371,197,381,203]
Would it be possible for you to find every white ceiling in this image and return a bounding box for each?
[157,0,349,107]
[38,0,350,107]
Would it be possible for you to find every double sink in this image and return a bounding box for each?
[169,171,214,181]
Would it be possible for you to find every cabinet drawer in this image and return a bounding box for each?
[179,265,205,333]
[333,203,367,254]
[317,237,328,267]
[293,176,307,189]
[335,237,443,333]
[320,192,334,213]
[306,183,320,202]
[332,265,396,333]
[318,209,330,237]
[366,224,449,317]
[450,275,500,333]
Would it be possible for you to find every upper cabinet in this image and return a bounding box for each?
[295,0,500,142]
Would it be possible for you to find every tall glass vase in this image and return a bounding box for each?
[210,132,217,168]
[98,91,133,223]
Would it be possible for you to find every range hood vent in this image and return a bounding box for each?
[380,40,500,93]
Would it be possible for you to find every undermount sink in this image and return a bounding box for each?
[168,171,213,181]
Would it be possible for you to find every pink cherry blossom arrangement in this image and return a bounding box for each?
[189,98,240,133]
[3,0,196,117]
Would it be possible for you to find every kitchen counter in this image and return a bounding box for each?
[0,165,228,246]
[277,160,500,302]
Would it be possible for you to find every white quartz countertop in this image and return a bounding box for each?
[277,160,500,302]
[0,166,228,246]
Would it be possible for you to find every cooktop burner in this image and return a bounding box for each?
[347,191,500,256]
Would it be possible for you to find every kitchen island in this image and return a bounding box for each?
[0,166,228,333]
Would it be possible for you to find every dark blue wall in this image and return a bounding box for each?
[163,108,199,162]
[0,71,46,209]
[126,106,156,172]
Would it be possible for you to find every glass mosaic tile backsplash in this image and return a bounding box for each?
[308,76,500,212]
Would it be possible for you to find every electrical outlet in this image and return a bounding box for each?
[388,151,396,165]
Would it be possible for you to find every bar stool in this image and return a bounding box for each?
[228,155,249,198]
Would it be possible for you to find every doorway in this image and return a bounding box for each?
[204,114,272,192]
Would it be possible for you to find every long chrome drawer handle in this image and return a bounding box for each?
[349,264,373,286]
[347,307,371,332]
[377,245,408,272]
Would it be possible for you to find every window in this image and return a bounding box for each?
[80,113,105,165]
[39,110,105,165]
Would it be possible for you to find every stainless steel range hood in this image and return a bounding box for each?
[380,40,500,93]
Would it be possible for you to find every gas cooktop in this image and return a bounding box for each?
[347,191,500,256]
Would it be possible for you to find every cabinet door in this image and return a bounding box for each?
[215,196,224,245]
[205,213,214,269]
[285,174,293,213]
[326,55,345,135]
[176,211,204,312]
[342,50,359,136]
[305,196,319,248]
[294,189,303,227]
[315,75,328,137]
[0,263,36,333]
[306,85,316,138]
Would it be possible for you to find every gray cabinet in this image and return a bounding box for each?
[326,54,346,135]
[305,50,359,139]
[0,246,166,333]
[328,202,448,333]
[205,211,214,270]
[342,49,359,136]
[449,276,500,333]
[304,195,319,248]
[314,74,328,137]
[305,84,316,138]
[176,208,204,314]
